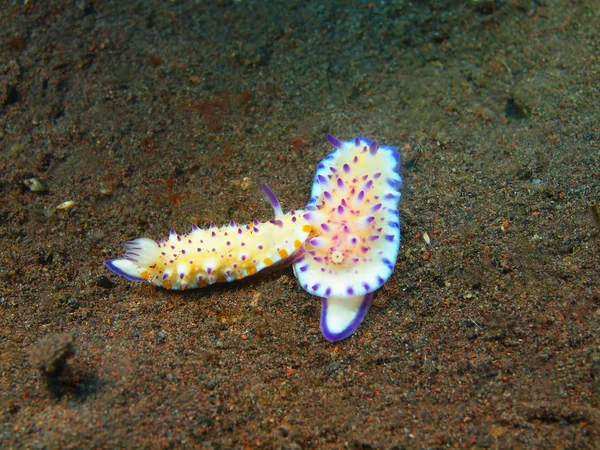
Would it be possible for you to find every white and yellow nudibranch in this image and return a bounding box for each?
[293,135,401,341]
[105,184,311,290]
[105,135,402,342]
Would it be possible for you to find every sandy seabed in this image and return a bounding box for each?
[1,1,599,448]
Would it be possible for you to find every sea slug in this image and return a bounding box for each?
[105,135,402,342]
[105,184,311,290]
[294,135,401,341]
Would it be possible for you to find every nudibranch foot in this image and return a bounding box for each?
[320,293,373,342]
[105,185,310,290]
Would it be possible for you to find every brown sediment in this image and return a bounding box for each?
[1,1,599,448]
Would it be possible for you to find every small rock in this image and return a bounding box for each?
[23,177,47,192]
[29,332,75,374]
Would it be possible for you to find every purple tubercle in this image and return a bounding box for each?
[388,178,402,189]
[318,174,328,185]
[169,229,176,238]
[356,136,373,146]
[309,238,322,247]
[191,223,199,232]
[327,133,343,149]
[369,141,378,155]
[337,177,344,188]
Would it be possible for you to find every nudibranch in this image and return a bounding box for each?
[293,135,401,342]
[105,184,311,290]
[105,135,401,343]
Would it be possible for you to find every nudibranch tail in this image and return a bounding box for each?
[105,257,145,282]
[320,293,373,342]
[105,186,311,290]
[294,135,402,300]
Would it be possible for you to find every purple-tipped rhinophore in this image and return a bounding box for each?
[327,133,344,149]
[261,182,283,217]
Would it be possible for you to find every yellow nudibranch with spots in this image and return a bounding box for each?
[105,184,311,290]
[105,135,402,342]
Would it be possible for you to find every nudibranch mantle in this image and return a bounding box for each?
[105,184,310,290]
[294,135,401,299]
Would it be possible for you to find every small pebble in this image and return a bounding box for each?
[56,200,76,210]
[422,232,431,245]
[23,177,47,192]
